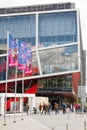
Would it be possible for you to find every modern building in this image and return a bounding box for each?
[0,2,85,114]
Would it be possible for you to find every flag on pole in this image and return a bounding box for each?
[25,47,32,74]
[18,40,26,70]
[18,39,32,73]
[8,34,18,67]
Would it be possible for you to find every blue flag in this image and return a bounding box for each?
[8,34,18,67]
[18,40,26,70]
[25,47,32,74]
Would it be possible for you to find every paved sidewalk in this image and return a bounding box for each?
[0,113,50,130]
[30,111,87,130]
[0,111,87,130]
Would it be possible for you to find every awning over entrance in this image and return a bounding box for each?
[37,91,77,100]
[54,92,77,100]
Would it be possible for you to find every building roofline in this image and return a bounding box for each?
[0,2,75,15]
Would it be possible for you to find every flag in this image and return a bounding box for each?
[25,47,32,74]
[18,40,32,73]
[8,34,18,67]
[18,40,26,70]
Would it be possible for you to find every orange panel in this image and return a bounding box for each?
[72,72,80,94]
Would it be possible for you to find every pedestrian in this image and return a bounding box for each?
[48,102,52,115]
[26,103,29,115]
[54,103,59,114]
[39,103,42,113]
[62,103,66,114]
[41,102,46,115]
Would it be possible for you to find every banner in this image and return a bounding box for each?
[25,47,32,74]
[18,40,27,70]
[8,34,18,67]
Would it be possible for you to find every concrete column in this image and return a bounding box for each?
[0,97,5,115]
[30,97,35,113]
[32,97,35,108]
[19,97,23,112]
[28,97,29,105]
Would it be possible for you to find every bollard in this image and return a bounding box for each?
[52,127,54,130]
[66,124,68,130]
[75,113,77,118]
[3,116,7,126]
[84,120,86,130]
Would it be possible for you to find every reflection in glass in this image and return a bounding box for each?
[38,11,77,48]
[8,51,40,80]
[39,45,78,74]
[37,75,72,92]
[32,51,39,75]
[0,56,6,81]
[0,14,36,54]
[0,51,40,81]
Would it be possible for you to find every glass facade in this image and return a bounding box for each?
[0,15,36,50]
[37,75,72,93]
[0,10,79,82]
[38,11,77,47]
[0,51,40,81]
[39,45,78,74]
[0,56,6,80]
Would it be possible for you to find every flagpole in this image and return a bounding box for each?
[3,31,9,126]
[18,40,26,120]
[21,69,24,120]
[13,66,17,123]
[13,39,18,123]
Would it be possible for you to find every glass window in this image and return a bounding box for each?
[37,75,72,93]
[38,11,77,48]
[0,56,6,81]
[39,45,78,74]
[32,51,40,76]
[0,14,36,54]
[7,51,40,80]
[0,51,40,81]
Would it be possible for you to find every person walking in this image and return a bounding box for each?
[39,103,42,114]
[26,103,29,115]
[48,102,52,115]
[54,103,59,114]
[62,103,66,114]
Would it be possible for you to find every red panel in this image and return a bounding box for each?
[72,72,80,94]
[6,84,37,109]
[0,82,15,92]
[22,84,37,103]
[6,97,19,110]
[25,84,37,94]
